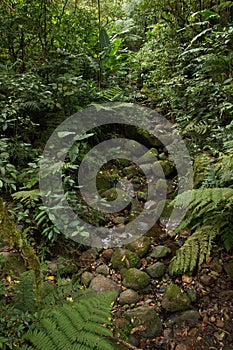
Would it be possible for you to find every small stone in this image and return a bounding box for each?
[112,216,126,225]
[102,249,114,260]
[80,271,94,286]
[96,264,109,276]
[186,289,197,303]
[161,284,192,312]
[146,262,165,278]
[210,259,223,273]
[123,268,151,291]
[200,274,215,286]
[150,245,171,259]
[123,165,140,177]
[126,236,151,258]
[175,344,189,350]
[118,289,140,305]
[124,306,162,338]
[137,191,147,201]
[89,276,120,294]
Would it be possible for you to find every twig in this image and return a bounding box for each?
[106,336,142,350]
[205,321,230,335]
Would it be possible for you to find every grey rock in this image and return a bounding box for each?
[146,262,165,278]
[96,264,110,276]
[167,310,200,326]
[80,271,94,286]
[150,245,171,259]
[124,306,162,338]
[89,276,120,294]
[118,289,140,305]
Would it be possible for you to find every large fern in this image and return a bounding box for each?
[169,187,233,274]
[17,292,116,350]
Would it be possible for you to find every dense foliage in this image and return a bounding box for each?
[0,0,232,348]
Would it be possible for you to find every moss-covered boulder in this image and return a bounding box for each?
[161,284,192,312]
[123,268,151,290]
[111,248,141,271]
[126,236,151,258]
[146,262,165,278]
[124,306,162,337]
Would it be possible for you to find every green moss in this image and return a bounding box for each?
[0,198,42,307]
[123,268,151,291]
[111,248,141,271]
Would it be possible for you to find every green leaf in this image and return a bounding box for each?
[57,131,76,138]
[100,28,110,49]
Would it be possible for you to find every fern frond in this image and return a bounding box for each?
[169,226,217,275]
[13,271,37,313]
[12,189,40,202]
[18,292,116,350]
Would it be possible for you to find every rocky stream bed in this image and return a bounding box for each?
[1,130,233,349]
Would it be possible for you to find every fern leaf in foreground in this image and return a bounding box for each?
[169,226,217,275]
[169,187,233,274]
[17,292,116,350]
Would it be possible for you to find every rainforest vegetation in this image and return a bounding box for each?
[0,0,232,349]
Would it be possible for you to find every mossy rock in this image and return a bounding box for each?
[122,268,151,291]
[125,236,151,258]
[161,284,192,312]
[96,169,119,193]
[146,262,165,278]
[124,306,162,337]
[138,148,159,164]
[111,248,141,271]
[154,160,175,177]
